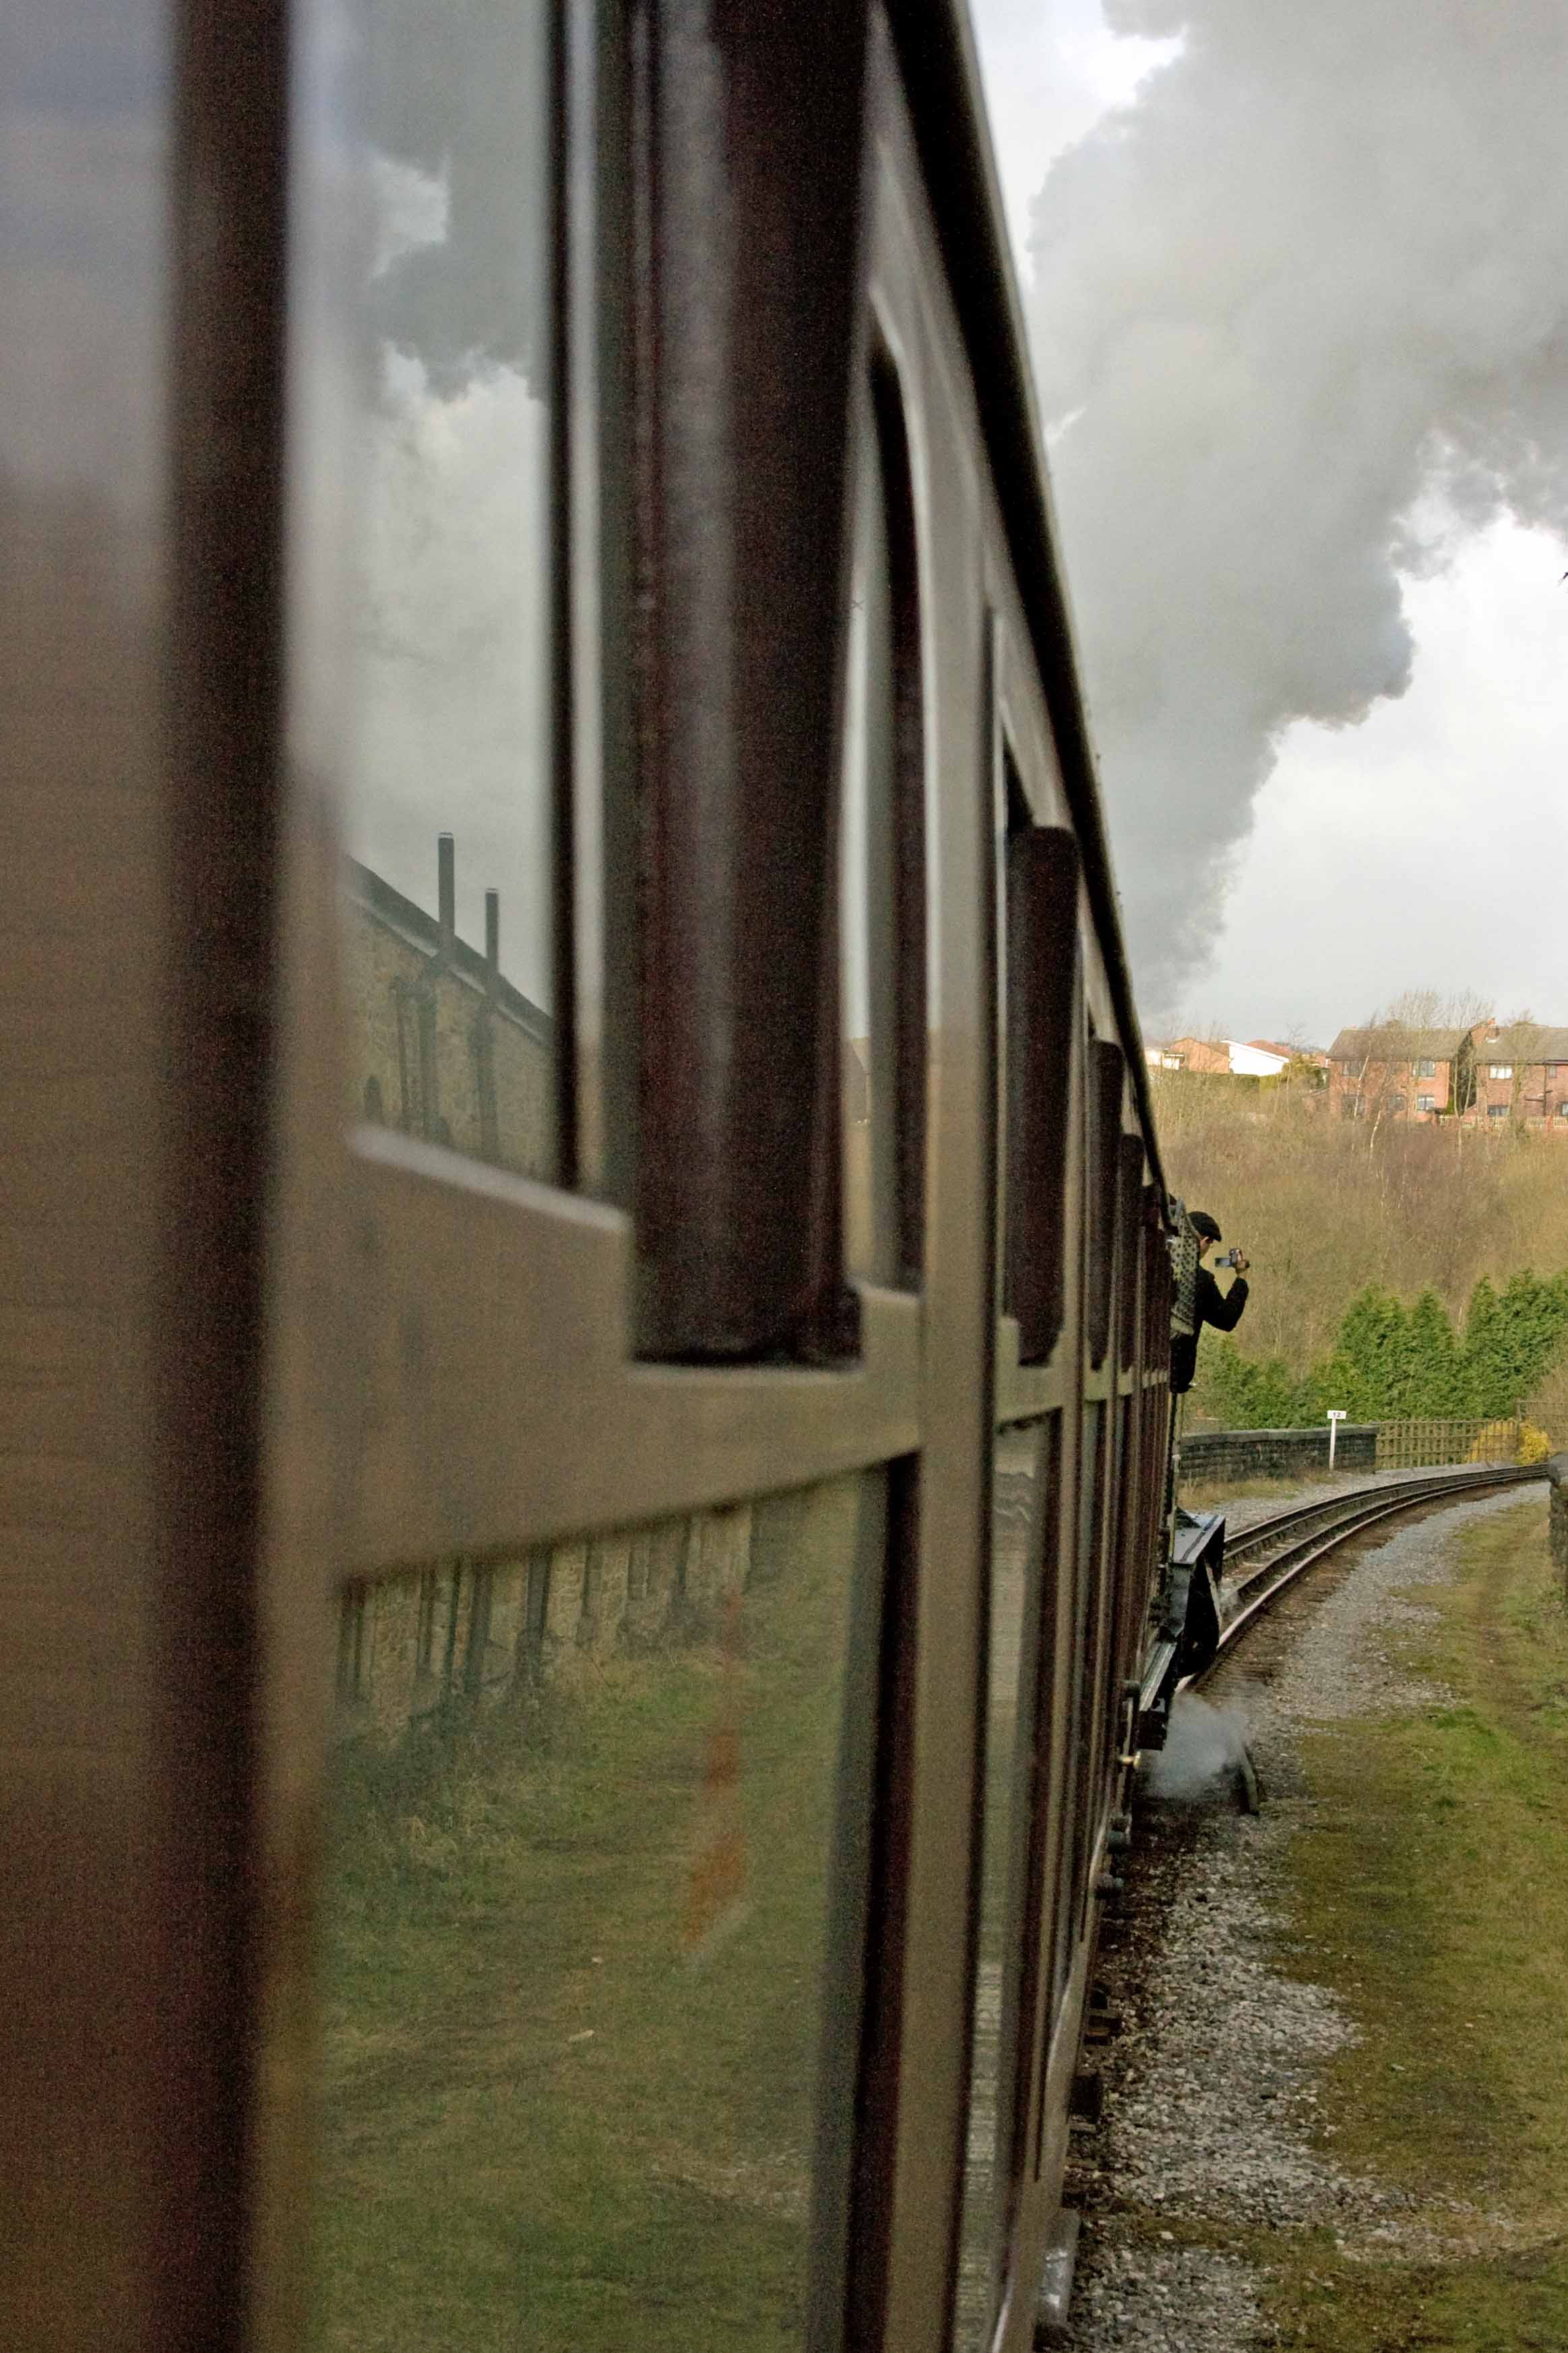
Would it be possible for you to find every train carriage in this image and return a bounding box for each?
[2,5,1176,2350]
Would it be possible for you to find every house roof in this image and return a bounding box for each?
[346,858,554,1045]
[1475,1023,1568,1063]
[1327,1023,1469,1064]
[1247,1037,1325,1060]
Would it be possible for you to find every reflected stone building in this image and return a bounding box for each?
[346,837,556,1180]
[337,834,844,1742]
[334,1499,763,1734]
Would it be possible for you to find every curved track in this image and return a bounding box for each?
[1200,1463,1542,1673]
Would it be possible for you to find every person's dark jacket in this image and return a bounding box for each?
[1169,1267,1249,1395]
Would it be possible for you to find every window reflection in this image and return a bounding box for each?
[953,1420,1055,2352]
[317,1475,884,2350]
[841,355,925,1293]
[331,0,558,1180]
[1059,1399,1106,1978]
[842,384,898,1284]
[345,835,555,1172]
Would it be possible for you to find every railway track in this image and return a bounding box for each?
[1202,1462,1542,1669]
[1086,1476,1556,2353]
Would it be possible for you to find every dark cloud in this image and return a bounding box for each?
[354,0,551,394]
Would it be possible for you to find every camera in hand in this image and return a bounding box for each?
[1214,1247,1244,1269]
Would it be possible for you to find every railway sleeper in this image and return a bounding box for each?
[1068,2069,1104,2126]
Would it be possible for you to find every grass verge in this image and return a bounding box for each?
[1256,1494,1568,2350]
[1179,1472,1357,1511]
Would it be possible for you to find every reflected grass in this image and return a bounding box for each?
[317,1500,856,2353]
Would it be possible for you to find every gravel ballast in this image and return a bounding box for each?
[1057,1486,1537,2353]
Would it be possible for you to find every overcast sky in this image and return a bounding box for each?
[970,0,1568,1049]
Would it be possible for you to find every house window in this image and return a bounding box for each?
[1388,1093,1406,1116]
[1417,1094,1434,1112]
[1490,1063,1513,1079]
[1488,1102,1509,1118]
[1416,1058,1435,1078]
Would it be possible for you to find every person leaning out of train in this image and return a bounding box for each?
[1169,1211,1249,1394]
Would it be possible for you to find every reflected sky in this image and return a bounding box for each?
[325,0,555,1005]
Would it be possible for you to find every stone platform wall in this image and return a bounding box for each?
[1177,1424,1377,1485]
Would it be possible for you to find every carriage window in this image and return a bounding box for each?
[1085,1041,1125,1370]
[1053,1399,1104,2009]
[327,0,559,1182]
[1003,822,1080,1364]
[317,1473,885,2350]
[841,355,925,1290]
[993,746,1027,1287]
[842,383,896,1283]
[953,1414,1063,2350]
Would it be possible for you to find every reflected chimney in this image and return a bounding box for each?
[438,832,456,958]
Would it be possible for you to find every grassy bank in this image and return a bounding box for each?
[1151,1070,1568,1433]
[1257,1496,1568,2348]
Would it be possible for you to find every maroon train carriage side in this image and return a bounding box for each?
[1,5,1198,2352]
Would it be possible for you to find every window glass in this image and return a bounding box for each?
[1001,816,1079,1368]
[840,356,924,1293]
[994,742,1027,1290]
[1068,1401,1106,1940]
[953,1418,1060,2352]
[842,384,898,1284]
[317,1473,886,2350]
[321,0,559,1180]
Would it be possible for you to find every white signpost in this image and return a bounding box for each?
[1327,1407,1347,1469]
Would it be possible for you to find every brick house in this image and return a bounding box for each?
[1145,1035,1307,1077]
[1325,1023,1472,1122]
[1327,1018,1568,1128]
[1145,1034,1232,1074]
[1460,1022,1568,1128]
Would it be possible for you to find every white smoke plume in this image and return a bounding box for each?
[1022,0,1568,1021]
[1140,1689,1253,1804]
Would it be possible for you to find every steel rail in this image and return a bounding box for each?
[1199,1464,1542,1672]
[1223,1466,1532,1581]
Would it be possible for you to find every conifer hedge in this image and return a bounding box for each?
[1201,1270,1568,1429]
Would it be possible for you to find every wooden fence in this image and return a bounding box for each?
[1373,1417,1522,1470]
